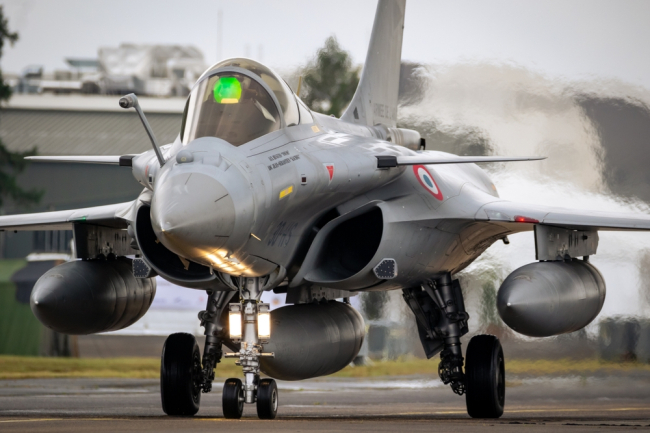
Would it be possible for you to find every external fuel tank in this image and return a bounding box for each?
[497,260,606,337]
[259,301,365,381]
[30,258,156,335]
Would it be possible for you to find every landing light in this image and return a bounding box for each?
[258,303,271,340]
[229,304,242,340]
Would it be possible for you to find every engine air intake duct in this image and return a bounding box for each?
[30,258,156,335]
[497,260,606,337]
[258,301,365,381]
[134,205,216,288]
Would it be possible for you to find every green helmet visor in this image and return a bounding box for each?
[213,76,242,104]
[182,71,281,147]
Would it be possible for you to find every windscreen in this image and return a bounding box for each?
[181,71,281,146]
[197,58,300,126]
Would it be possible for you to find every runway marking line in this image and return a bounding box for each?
[0,417,124,424]
[1,407,648,424]
[0,419,63,423]
[507,408,648,414]
[265,407,650,418]
[395,407,649,415]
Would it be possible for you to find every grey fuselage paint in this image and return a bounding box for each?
[133,111,521,292]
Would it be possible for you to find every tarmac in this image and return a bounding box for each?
[1,372,649,432]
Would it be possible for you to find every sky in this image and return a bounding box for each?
[2,0,650,89]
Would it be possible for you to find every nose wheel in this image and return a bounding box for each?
[257,378,279,419]
[222,377,279,419]
[465,334,505,418]
[222,378,245,419]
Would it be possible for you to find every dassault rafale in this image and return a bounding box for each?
[5,0,649,420]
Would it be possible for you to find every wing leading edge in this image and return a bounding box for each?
[478,200,650,231]
[0,201,135,231]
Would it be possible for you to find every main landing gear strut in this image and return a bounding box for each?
[160,276,279,419]
[403,274,505,418]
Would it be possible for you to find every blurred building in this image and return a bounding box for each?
[0,94,185,258]
[0,93,185,356]
[98,44,206,96]
[13,44,206,97]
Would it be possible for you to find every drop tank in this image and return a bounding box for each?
[30,258,156,335]
[497,260,606,337]
[256,302,365,381]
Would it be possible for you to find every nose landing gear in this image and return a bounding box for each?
[222,277,276,419]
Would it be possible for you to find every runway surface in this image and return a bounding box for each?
[1,372,649,432]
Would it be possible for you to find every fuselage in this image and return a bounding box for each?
[133,111,510,291]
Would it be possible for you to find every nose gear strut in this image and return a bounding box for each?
[222,277,277,419]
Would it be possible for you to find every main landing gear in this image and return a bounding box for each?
[403,274,506,419]
[160,275,280,419]
[160,333,202,416]
[465,334,505,418]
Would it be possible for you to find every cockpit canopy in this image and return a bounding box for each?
[181,58,310,147]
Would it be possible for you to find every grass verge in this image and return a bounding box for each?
[1,355,649,380]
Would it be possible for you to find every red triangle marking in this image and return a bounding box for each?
[326,165,334,181]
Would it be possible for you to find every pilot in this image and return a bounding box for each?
[180,59,308,147]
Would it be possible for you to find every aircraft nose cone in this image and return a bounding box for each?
[151,172,236,259]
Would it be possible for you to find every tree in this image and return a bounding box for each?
[301,36,360,117]
[0,7,41,208]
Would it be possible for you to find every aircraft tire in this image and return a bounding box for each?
[256,378,279,419]
[222,378,244,419]
[465,334,505,418]
[160,333,201,416]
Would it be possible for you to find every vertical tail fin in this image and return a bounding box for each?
[340,0,406,128]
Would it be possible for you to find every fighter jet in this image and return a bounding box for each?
[4,0,649,420]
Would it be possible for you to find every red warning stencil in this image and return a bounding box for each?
[324,163,334,183]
